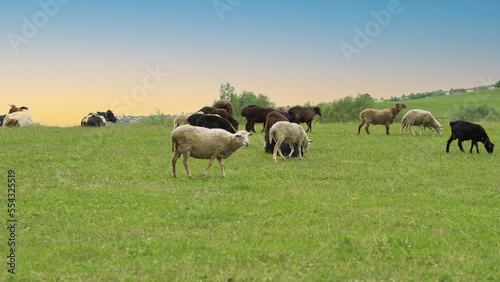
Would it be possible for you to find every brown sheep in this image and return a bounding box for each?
[288,106,322,132]
[358,103,407,135]
[241,105,275,133]
[240,104,261,117]
[213,100,234,117]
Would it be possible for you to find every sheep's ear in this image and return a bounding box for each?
[308,140,314,143]
[248,132,254,136]
[235,133,242,137]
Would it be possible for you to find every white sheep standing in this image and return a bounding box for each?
[171,125,253,178]
[400,109,442,136]
[358,103,406,135]
[173,114,190,129]
[269,121,313,161]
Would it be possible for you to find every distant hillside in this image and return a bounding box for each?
[373,88,500,120]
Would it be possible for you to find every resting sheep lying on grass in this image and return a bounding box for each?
[358,103,406,135]
[269,121,312,161]
[400,109,442,136]
[171,125,253,178]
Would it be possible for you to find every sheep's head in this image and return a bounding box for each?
[395,103,407,112]
[484,140,494,153]
[235,131,253,147]
[436,127,443,136]
[303,139,313,153]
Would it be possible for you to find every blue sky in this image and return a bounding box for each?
[1,0,499,125]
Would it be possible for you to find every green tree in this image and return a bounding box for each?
[495,80,500,88]
[219,82,236,101]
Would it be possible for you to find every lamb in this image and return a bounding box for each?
[241,105,275,133]
[173,114,190,129]
[269,121,313,161]
[263,111,300,156]
[446,120,494,153]
[171,125,253,178]
[213,100,234,117]
[288,105,322,132]
[358,103,407,135]
[400,109,442,136]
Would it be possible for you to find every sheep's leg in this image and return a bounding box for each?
[306,121,312,132]
[400,124,403,133]
[446,135,455,153]
[273,140,285,161]
[287,143,295,158]
[217,158,226,177]
[358,120,365,134]
[172,150,181,177]
[385,124,390,135]
[261,122,266,133]
[364,122,371,135]
[249,120,256,133]
[470,141,479,154]
[297,144,303,160]
[203,156,217,177]
[457,139,465,152]
[182,151,192,178]
[409,126,416,136]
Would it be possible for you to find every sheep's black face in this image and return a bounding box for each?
[485,141,494,153]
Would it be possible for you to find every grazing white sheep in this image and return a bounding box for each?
[358,103,406,135]
[171,125,253,178]
[3,110,34,127]
[400,109,442,136]
[269,121,313,161]
[173,114,190,129]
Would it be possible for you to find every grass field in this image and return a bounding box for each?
[1,117,499,280]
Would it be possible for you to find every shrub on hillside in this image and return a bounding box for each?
[316,94,374,123]
[450,104,500,122]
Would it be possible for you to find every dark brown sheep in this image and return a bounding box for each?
[196,107,238,130]
[241,105,275,133]
[213,100,234,117]
[288,106,322,132]
[198,106,216,114]
[240,105,261,117]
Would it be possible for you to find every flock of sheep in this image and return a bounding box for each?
[172,100,495,178]
[2,100,494,179]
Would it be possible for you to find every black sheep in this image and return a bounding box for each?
[446,120,494,153]
[195,115,236,133]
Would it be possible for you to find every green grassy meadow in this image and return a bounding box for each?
[1,116,499,280]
